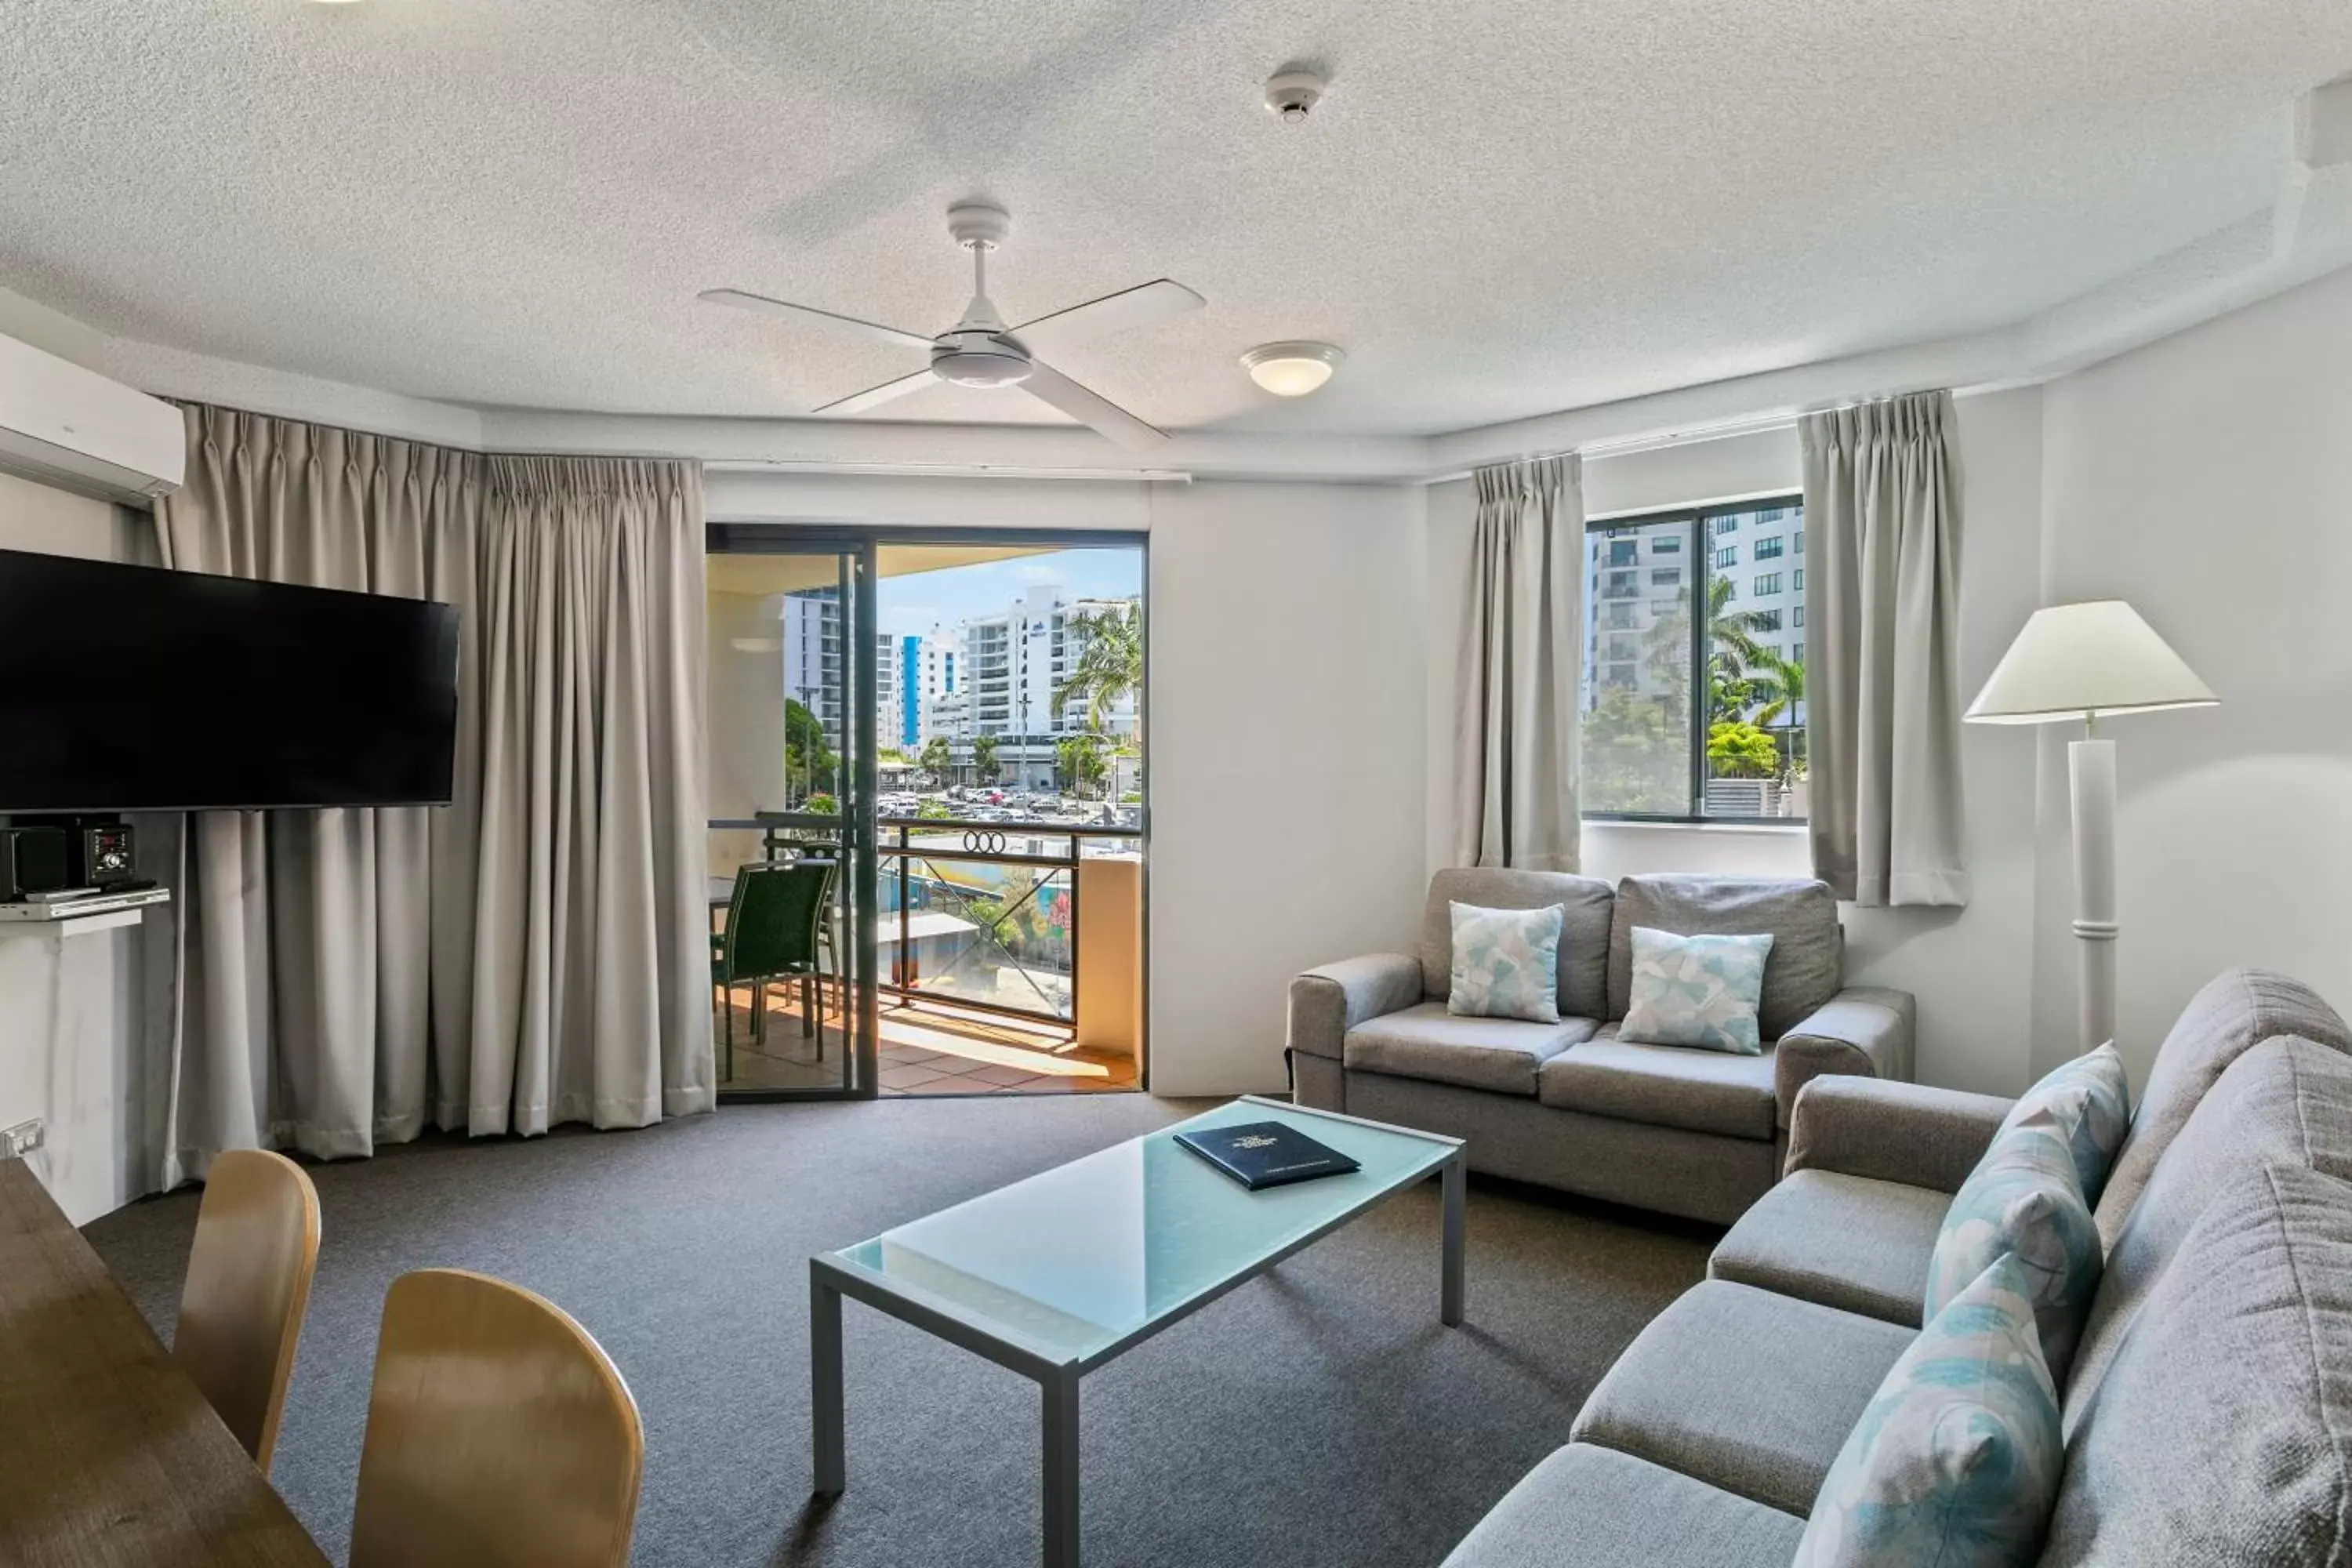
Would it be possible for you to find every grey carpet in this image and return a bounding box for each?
[83,1094,1711,1568]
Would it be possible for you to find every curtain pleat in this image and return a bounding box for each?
[1454,454,1584,871]
[146,407,711,1192]
[1802,390,1969,908]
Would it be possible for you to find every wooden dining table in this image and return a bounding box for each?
[0,1158,330,1566]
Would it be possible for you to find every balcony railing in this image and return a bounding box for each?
[710,812,1144,1033]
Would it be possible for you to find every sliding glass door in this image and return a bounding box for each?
[706,532,880,1099]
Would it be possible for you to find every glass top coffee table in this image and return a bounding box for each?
[808,1094,1466,1568]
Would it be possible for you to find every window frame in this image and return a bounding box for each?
[1581,492,1805,826]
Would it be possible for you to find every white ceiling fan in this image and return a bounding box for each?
[701,202,1203,450]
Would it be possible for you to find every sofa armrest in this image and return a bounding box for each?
[1288,953,1424,1062]
[1773,985,1917,1128]
[1785,1076,2018,1192]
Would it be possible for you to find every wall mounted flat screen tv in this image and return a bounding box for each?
[0,549,460,811]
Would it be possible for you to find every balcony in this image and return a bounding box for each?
[707,814,1145,1097]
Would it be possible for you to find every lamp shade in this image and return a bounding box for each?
[1965,600,2217,724]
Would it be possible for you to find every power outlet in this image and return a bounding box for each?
[0,1119,43,1160]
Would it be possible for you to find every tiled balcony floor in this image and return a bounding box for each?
[714,984,1139,1096]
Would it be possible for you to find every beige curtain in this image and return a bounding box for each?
[146,407,711,1191]
[1454,454,1583,871]
[1802,390,1969,908]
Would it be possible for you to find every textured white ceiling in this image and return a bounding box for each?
[0,0,2345,438]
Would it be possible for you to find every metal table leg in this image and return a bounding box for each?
[1042,1366,1080,1568]
[1441,1151,1466,1327]
[811,1269,845,1497]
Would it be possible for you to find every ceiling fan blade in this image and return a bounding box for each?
[1016,359,1169,449]
[698,288,937,352]
[1007,279,1205,360]
[813,368,938,415]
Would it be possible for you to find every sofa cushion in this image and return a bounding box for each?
[1796,1254,2061,1568]
[1424,867,1615,1018]
[2065,1034,2352,1434]
[1447,901,1566,1022]
[1441,1443,1807,1568]
[1345,1004,1597,1097]
[1620,927,1776,1054]
[1540,1026,1780,1141]
[1570,1279,1915,1515]
[1997,1043,2131,1207]
[2094,966,2352,1248]
[1709,1169,1947,1327]
[1926,1113,2102,1385]
[1607,875,1842,1039]
[2042,1163,2352,1567]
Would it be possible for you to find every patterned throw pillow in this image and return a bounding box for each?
[1794,1254,2062,1568]
[1926,1110,2103,1384]
[1994,1044,2131,1207]
[1617,926,1776,1054]
[1446,902,1566,1024]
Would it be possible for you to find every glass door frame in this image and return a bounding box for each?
[708,524,881,1102]
[710,520,1152,1094]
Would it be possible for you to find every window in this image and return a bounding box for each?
[1795,530,1805,555]
[1582,511,1693,816]
[1583,496,1806,822]
[1607,539,1639,566]
[1792,568,1804,592]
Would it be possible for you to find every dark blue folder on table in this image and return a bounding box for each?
[1174,1121,1361,1191]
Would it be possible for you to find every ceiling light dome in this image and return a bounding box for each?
[931,329,1033,388]
[1241,341,1344,397]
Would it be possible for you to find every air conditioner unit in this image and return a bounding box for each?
[0,330,184,502]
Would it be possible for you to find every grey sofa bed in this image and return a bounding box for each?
[1288,869,1915,1223]
[1443,967,2352,1567]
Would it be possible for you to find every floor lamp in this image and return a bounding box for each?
[1965,601,2218,1056]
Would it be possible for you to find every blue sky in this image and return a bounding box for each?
[876,547,1142,638]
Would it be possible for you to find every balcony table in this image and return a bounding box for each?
[0,1158,329,1567]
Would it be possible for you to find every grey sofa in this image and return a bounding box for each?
[1288,870,1915,1223]
[1443,967,2352,1567]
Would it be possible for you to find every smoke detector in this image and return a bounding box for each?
[1264,68,1326,123]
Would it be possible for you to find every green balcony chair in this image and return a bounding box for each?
[712,858,839,1083]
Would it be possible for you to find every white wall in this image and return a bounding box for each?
[1147,480,1429,1095]
[1424,390,2048,1096]
[0,470,158,1224]
[696,468,1432,1098]
[2027,264,2352,1085]
[1422,273,2352,1099]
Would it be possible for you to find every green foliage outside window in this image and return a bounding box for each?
[1705,720,1780,779]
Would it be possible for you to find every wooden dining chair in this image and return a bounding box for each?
[172,1149,321,1476]
[348,1269,644,1568]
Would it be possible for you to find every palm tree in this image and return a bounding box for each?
[972,733,998,784]
[1750,648,1806,728]
[1641,577,1778,718]
[1054,604,1142,736]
